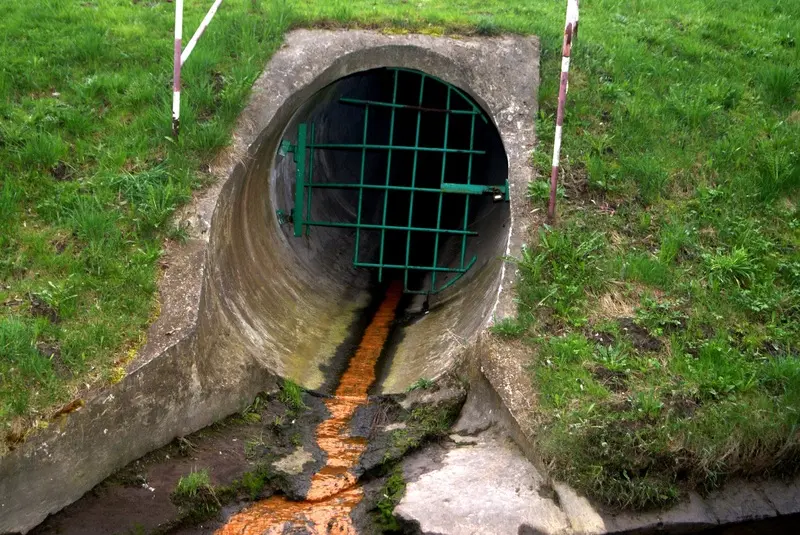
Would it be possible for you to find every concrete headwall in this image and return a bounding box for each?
[0,30,539,533]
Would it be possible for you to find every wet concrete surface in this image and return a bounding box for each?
[28,393,329,535]
[23,285,466,535]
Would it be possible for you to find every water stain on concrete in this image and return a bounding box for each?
[216,283,403,534]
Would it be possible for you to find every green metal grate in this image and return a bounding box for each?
[281,68,508,295]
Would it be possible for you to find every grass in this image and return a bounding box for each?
[0,0,295,447]
[172,468,221,523]
[174,469,214,499]
[373,466,406,532]
[0,0,797,513]
[405,377,434,392]
[503,0,800,508]
[278,379,307,412]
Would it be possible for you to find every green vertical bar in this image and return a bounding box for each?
[378,70,400,283]
[430,88,452,292]
[460,113,477,268]
[294,123,307,237]
[354,105,370,264]
[306,122,315,237]
[404,73,426,292]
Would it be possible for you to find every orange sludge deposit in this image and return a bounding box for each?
[216,283,403,535]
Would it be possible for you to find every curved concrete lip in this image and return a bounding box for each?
[0,30,539,534]
[195,30,539,396]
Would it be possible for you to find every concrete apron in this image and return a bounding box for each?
[0,31,539,533]
[397,361,800,535]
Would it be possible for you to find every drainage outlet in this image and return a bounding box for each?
[275,67,509,295]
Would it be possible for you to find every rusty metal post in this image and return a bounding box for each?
[548,0,579,222]
[172,0,183,138]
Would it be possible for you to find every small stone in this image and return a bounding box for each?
[272,447,314,476]
[448,434,478,445]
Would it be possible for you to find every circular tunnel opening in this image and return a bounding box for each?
[272,67,509,298]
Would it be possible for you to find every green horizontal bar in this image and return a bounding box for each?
[354,262,471,273]
[441,183,507,195]
[307,143,485,155]
[340,98,481,115]
[388,67,489,124]
[304,220,477,235]
[305,183,499,194]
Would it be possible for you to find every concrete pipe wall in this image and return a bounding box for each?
[199,59,512,394]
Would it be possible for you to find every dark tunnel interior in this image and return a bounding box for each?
[273,67,509,295]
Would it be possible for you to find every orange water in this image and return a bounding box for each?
[216,283,403,535]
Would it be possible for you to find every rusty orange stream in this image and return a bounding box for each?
[216,282,403,535]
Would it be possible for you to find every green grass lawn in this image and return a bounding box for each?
[1,0,798,510]
[500,0,800,509]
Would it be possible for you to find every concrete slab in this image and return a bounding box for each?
[702,483,776,525]
[758,475,800,515]
[396,436,569,535]
[601,492,717,535]
[656,491,718,534]
[553,482,606,535]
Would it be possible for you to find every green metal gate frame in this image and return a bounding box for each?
[280,68,508,295]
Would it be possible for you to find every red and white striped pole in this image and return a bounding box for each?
[548,0,579,221]
[172,0,225,139]
[172,0,183,138]
[181,0,224,66]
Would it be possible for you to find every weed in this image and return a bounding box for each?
[527,179,564,202]
[408,405,457,436]
[235,463,277,500]
[290,432,302,446]
[278,379,307,412]
[633,390,664,420]
[271,414,285,429]
[634,297,686,336]
[374,466,406,531]
[172,468,221,523]
[754,141,800,201]
[758,64,798,107]
[406,378,434,392]
[703,247,757,289]
[240,392,267,423]
[244,433,266,459]
[174,469,213,499]
[489,317,527,337]
[594,344,630,373]
[622,254,670,288]
[387,402,460,460]
[658,221,695,264]
[517,227,605,322]
[475,16,500,36]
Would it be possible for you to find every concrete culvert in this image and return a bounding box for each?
[0,31,539,534]
[200,36,534,395]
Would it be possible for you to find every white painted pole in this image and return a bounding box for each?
[172,0,183,138]
[181,0,224,66]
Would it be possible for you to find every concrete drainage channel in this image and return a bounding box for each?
[0,30,535,534]
[2,29,799,535]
